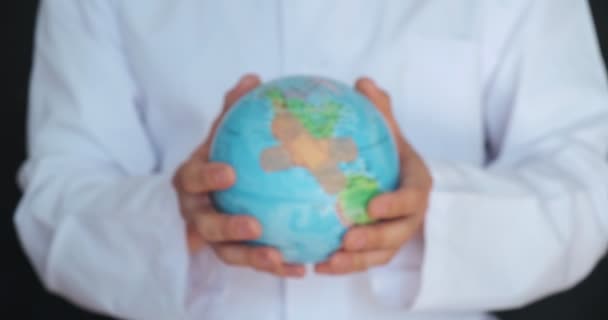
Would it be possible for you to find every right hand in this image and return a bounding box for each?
[173,74,306,278]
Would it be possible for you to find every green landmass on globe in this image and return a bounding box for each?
[260,87,380,225]
[266,87,342,139]
[339,174,380,224]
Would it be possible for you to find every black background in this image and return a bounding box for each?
[3,1,607,319]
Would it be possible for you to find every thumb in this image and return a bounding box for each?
[355,77,407,149]
[196,74,262,159]
[223,74,262,111]
[355,77,392,117]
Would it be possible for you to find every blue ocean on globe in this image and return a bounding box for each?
[210,75,399,263]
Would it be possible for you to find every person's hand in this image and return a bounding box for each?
[173,74,306,278]
[315,78,433,275]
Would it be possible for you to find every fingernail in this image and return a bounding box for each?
[212,167,232,186]
[237,220,253,238]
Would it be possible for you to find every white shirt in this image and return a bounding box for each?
[14,1,608,320]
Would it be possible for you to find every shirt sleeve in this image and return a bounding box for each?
[369,0,608,312]
[13,1,224,319]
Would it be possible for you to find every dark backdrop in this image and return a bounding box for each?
[3,1,607,319]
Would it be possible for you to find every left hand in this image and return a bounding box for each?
[315,78,433,275]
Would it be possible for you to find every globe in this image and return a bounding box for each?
[210,75,400,264]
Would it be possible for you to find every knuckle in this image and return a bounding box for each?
[180,194,206,216]
[186,166,203,191]
[198,165,215,190]
[400,188,426,210]
[410,187,430,212]
[201,215,223,241]
[246,250,259,268]
[176,194,190,216]
[250,249,273,271]
[173,166,188,190]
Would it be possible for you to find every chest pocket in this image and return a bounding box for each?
[392,34,484,164]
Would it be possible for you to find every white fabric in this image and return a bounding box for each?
[14,1,608,319]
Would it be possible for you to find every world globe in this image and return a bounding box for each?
[210,75,400,264]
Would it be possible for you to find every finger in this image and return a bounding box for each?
[214,244,278,269]
[174,161,235,193]
[179,195,211,253]
[342,217,419,251]
[195,74,262,159]
[192,209,262,242]
[314,250,394,275]
[355,78,432,208]
[355,77,407,148]
[223,74,262,111]
[355,77,391,115]
[367,187,429,220]
[278,263,308,278]
[214,245,306,278]
[178,193,211,221]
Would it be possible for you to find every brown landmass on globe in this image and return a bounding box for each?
[260,109,358,194]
